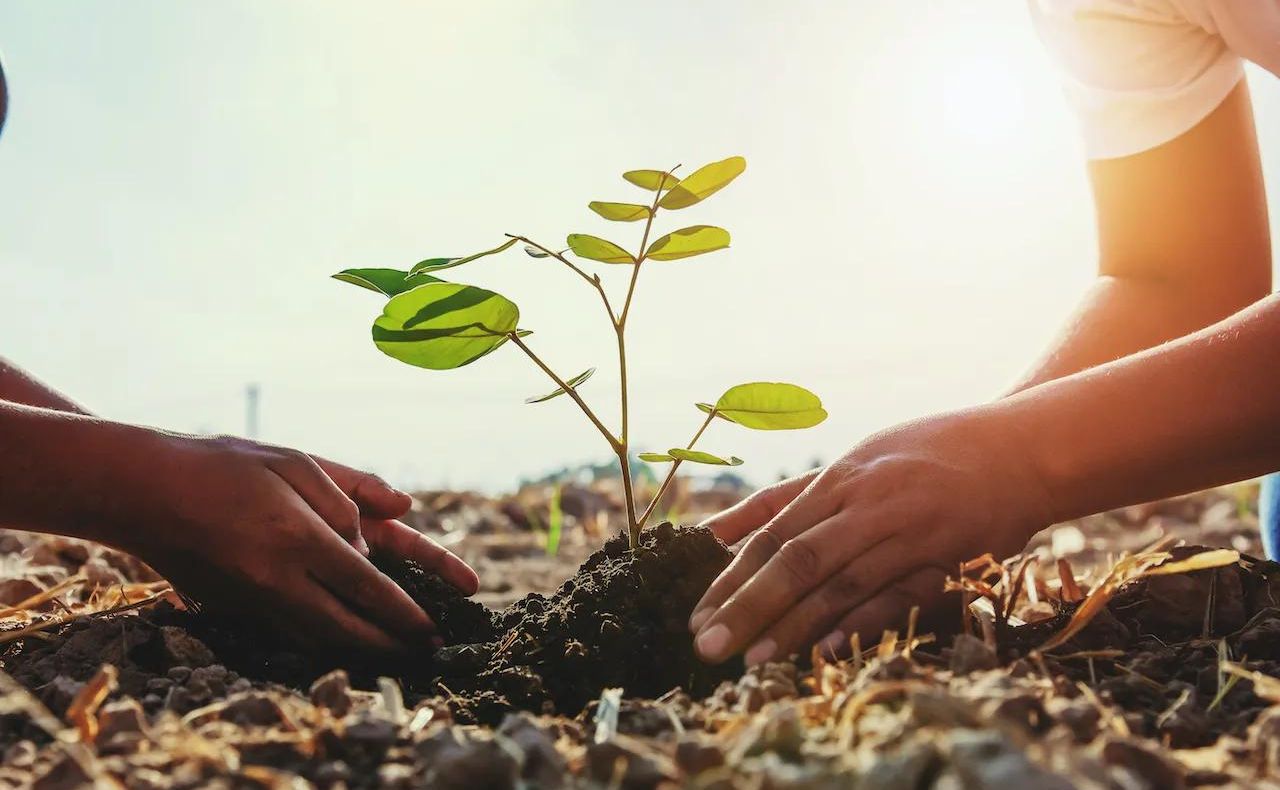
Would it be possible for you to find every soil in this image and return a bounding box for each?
[6,484,1280,788]
[389,521,745,723]
[6,523,741,731]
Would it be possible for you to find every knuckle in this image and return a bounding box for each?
[821,568,864,608]
[338,497,360,526]
[774,537,822,584]
[748,528,785,560]
[351,577,381,608]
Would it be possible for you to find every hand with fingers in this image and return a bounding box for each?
[120,435,478,653]
[688,410,1054,666]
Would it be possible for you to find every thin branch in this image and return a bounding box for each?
[508,332,620,452]
[637,407,717,530]
[507,234,617,325]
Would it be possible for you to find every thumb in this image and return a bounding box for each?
[702,469,820,546]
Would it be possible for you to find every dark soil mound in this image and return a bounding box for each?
[386,521,744,722]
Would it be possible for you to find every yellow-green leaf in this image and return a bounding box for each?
[623,170,679,191]
[525,367,596,404]
[668,448,743,466]
[705,383,827,430]
[638,452,675,463]
[588,202,651,222]
[372,282,519,370]
[659,156,746,210]
[645,225,730,261]
[567,234,635,264]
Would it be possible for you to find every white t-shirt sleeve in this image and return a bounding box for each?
[1028,0,1246,160]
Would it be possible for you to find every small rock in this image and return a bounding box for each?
[1099,736,1186,790]
[0,578,42,606]
[1048,697,1100,743]
[3,740,36,769]
[31,749,97,790]
[418,727,521,790]
[96,698,148,741]
[160,626,216,668]
[310,669,354,717]
[949,634,998,675]
[220,691,292,728]
[498,712,566,787]
[948,729,1074,790]
[345,713,398,754]
[585,735,676,790]
[313,760,351,788]
[859,740,941,790]
[42,676,84,715]
[729,705,805,763]
[674,736,725,777]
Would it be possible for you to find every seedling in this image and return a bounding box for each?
[334,156,827,548]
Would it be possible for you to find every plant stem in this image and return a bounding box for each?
[637,408,716,530]
[508,332,620,453]
[507,235,618,325]
[616,180,668,546]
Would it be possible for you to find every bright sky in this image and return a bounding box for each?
[2,2,1278,491]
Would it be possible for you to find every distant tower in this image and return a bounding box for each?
[246,384,260,438]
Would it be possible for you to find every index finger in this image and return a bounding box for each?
[701,470,819,546]
[688,474,835,632]
[307,527,436,641]
[364,518,480,596]
[313,456,413,520]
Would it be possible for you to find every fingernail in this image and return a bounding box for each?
[695,623,732,661]
[744,638,776,666]
[688,607,712,632]
[354,536,370,557]
[818,630,845,660]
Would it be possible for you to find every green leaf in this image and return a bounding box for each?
[623,170,680,191]
[372,282,519,370]
[525,367,596,404]
[706,382,828,430]
[588,201,651,222]
[668,448,743,466]
[645,225,730,261]
[638,452,675,463]
[409,238,518,276]
[658,156,746,210]
[567,234,635,264]
[332,268,442,297]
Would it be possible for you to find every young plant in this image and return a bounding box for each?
[334,156,827,548]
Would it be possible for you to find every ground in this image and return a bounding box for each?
[1,478,1278,789]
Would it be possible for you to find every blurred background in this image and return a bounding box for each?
[1,1,1278,493]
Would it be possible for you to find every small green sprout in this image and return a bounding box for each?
[334,156,828,548]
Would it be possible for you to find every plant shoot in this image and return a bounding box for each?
[334,156,827,548]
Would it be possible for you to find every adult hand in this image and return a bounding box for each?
[119,435,476,653]
[688,409,1054,665]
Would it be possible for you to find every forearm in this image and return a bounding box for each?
[0,402,164,547]
[1000,293,1280,522]
[0,357,89,414]
[1008,274,1261,393]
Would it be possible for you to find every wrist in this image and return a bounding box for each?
[926,405,1061,540]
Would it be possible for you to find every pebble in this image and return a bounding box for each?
[310,669,354,717]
